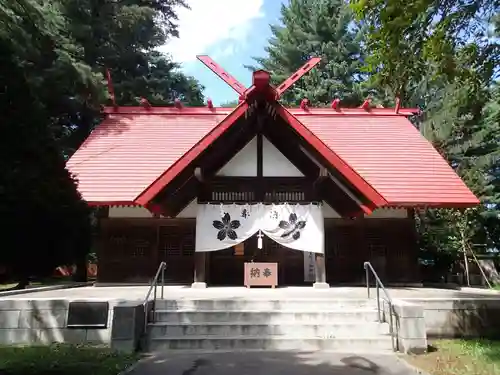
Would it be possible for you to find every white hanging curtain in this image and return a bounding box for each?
[260,204,324,254]
[195,204,260,252]
[195,203,324,253]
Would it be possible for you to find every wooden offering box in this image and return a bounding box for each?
[244,262,278,288]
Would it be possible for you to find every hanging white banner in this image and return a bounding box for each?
[260,203,324,254]
[195,204,260,252]
[195,203,324,253]
[304,252,316,282]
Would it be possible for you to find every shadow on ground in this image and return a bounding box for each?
[128,351,417,375]
[449,299,500,339]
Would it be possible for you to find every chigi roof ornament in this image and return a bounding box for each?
[70,54,478,217]
[105,55,419,116]
[196,54,321,105]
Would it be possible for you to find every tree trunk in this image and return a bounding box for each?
[72,256,88,282]
[15,275,29,290]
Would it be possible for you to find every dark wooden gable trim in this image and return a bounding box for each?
[135,102,250,205]
[275,105,386,209]
[148,113,254,216]
[265,114,370,217]
[147,101,375,217]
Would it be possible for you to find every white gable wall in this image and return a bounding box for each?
[217,137,257,176]
[108,203,407,219]
[216,136,304,177]
[176,200,198,218]
[322,204,407,219]
[109,206,152,218]
[107,136,407,219]
[262,138,303,177]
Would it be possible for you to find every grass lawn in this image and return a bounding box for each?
[0,344,139,375]
[0,276,95,291]
[405,339,500,375]
[0,281,63,291]
[0,283,17,291]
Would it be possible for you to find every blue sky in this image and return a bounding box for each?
[158,0,287,105]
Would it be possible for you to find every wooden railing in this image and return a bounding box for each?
[198,176,318,203]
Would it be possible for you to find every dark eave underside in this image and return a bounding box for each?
[150,103,375,218]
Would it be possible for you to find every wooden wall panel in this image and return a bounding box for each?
[98,220,157,283]
[325,220,365,283]
[325,218,419,284]
[158,221,195,284]
[97,217,419,285]
[97,218,196,284]
[209,235,306,286]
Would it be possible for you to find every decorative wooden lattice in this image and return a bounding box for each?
[158,222,195,284]
[211,191,256,203]
[200,177,317,203]
[324,219,418,284]
[158,224,195,258]
[99,223,157,282]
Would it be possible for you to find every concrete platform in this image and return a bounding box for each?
[126,351,424,375]
[1,285,498,301]
[0,285,498,352]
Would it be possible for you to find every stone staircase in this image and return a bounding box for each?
[145,298,394,352]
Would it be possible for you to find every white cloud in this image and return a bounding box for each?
[212,43,236,60]
[159,0,264,63]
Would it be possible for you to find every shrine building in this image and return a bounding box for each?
[66,56,479,288]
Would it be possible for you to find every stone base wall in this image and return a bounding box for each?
[383,299,427,354]
[0,299,149,351]
[1,295,499,353]
[382,297,500,353]
[408,298,500,338]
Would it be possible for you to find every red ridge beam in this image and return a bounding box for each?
[275,57,321,98]
[197,55,247,95]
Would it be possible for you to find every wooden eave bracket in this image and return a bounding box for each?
[194,167,204,182]
[313,167,329,186]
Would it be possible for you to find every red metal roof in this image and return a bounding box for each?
[66,104,479,208]
[68,55,478,209]
[66,110,228,204]
[134,103,249,205]
[276,106,387,209]
[296,112,479,206]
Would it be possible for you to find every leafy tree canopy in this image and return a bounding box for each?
[351,0,500,255]
[251,0,376,106]
[0,0,91,284]
[0,0,205,284]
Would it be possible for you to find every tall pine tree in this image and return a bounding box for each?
[252,0,369,106]
[0,0,92,286]
[0,0,206,284]
[352,0,500,268]
[58,0,204,154]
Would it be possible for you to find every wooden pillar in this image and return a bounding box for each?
[153,220,160,272]
[314,253,329,288]
[95,207,109,283]
[192,252,207,288]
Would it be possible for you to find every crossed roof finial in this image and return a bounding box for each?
[196,55,321,101]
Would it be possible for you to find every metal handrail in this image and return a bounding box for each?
[143,262,166,333]
[363,261,397,352]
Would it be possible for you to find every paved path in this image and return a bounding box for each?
[126,351,423,375]
[3,285,497,300]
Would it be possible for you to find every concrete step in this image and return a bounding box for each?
[152,309,380,323]
[148,321,390,338]
[147,335,394,352]
[154,299,376,311]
